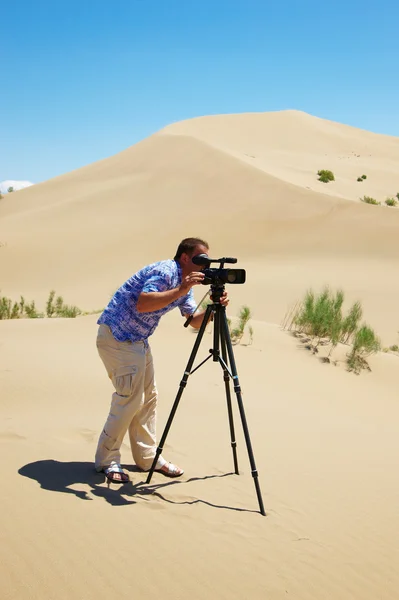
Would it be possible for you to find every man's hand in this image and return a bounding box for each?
[179,271,205,296]
[210,290,229,307]
[219,290,229,307]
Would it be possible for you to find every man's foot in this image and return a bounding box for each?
[154,461,184,478]
[102,463,130,484]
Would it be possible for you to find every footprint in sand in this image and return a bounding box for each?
[78,428,97,443]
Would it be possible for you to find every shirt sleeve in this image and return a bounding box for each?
[141,271,172,293]
[178,288,197,316]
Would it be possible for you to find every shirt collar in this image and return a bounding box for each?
[174,259,183,282]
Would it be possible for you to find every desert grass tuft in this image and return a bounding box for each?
[361,196,380,205]
[347,325,380,374]
[230,305,252,344]
[317,169,335,183]
[283,287,379,373]
[0,290,82,320]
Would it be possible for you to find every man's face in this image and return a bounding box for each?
[186,244,209,273]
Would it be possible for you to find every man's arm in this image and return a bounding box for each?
[136,271,205,313]
[136,288,182,313]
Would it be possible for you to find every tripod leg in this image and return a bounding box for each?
[218,310,239,475]
[146,304,214,484]
[220,309,266,516]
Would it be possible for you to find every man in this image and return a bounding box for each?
[95,237,229,483]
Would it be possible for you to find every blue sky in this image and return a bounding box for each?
[1,0,398,183]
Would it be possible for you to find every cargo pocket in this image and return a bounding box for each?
[111,365,138,397]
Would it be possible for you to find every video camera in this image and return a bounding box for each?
[192,254,246,285]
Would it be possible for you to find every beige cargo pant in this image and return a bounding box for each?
[95,324,165,471]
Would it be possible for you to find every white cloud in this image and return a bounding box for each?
[0,180,34,194]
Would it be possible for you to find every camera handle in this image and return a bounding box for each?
[145,285,266,516]
[183,288,212,328]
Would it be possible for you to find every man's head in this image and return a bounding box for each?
[174,237,209,274]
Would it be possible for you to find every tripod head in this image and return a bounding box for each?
[209,283,226,304]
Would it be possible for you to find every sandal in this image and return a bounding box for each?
[102,463,130,484]
[154,461,184,478]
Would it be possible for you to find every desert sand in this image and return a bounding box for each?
[1,110,398,599]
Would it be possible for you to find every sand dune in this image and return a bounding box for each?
[1,110,399,339]
[163,110,399,202]
[1,110,399,599]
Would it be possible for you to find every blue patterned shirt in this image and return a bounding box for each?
[97,259,197,343]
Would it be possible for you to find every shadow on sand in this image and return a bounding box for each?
[18,459,258,513]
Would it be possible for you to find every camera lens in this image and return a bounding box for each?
[227,270,237,283]
[225,269,246,284]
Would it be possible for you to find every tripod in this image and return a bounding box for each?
[146,284,266,516]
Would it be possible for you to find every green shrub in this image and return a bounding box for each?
[389,344,399,352]
[289,289,363,349]
[328,289,345,355]
[229,305,253,344]
[197,295,250,340]
[294,289,315,334]
[24,300,43,318]
[0,296,13,319]
[284,288,381,373]
[46,290,56,317]
[357,177,363,182]
[0,295,42,319]
[294,287,345,353]
[248,325,254,343]
[0,290,81,319]
[340,301,362,344]
[10,302,20,319]
[361,174,367,180]
[310,287,337,341]
[317,170,335,183]
[53,294,81,318]
[396,193,399,200]
[347,325,380,374]
[385,197,397,207]
[361,196,380,205]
